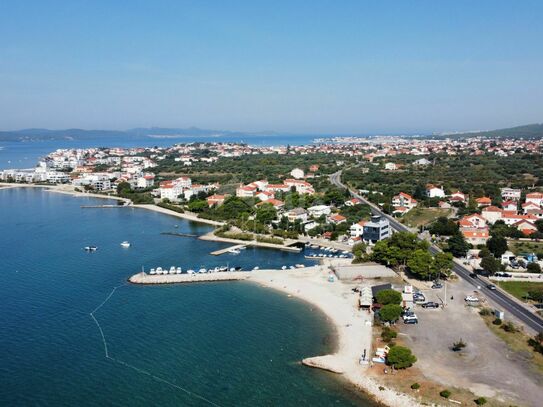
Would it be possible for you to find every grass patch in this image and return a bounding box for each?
[402,207,451,227]
[496,281,543,303]
[508,240,543,256]
[480,314,543,375]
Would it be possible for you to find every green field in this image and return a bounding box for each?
[508,240,543,256]
[497,281,543,302]
[402,207,451,227]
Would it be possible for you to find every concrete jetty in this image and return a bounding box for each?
[210,244,246,256]
[129,271,250,284]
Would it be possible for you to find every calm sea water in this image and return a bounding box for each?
[0,133,319,169]
[0,188,373,406]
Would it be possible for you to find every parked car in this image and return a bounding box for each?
[464,295,480,302]
[487,284,497,290]
[404,317,418,324]
[431,282,443,289]
[421,302,440,309]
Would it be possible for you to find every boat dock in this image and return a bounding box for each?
[129,271,250,284]
[210,244,247,256]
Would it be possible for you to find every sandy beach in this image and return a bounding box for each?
[128,262,423,407]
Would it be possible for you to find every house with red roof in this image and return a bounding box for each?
[475,197,492,207]
[522,201,540,214]
[481,206,503,224]
[328,214,347,224]
[526,192,543,207]
[501,200,518,212]
[458,214,487,229]
[350,220,367,237]
[392,192,417,211]
[513,219,537,236]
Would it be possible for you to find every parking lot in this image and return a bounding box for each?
[399,277,542,406]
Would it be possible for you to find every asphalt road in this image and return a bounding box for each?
[330,170,543,332]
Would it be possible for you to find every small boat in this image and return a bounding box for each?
[295,264,305,268]
[156,267,163,274]
[150,268,156,275]
[187,269,195,275]
[219,266,228,272]
[253,266,260,271]
[199,268,207,273]
[228,248,240,255]
[174,225,179,228]
[281,266,287,270]
[176,267,182,274]
[289,266,296,269]
[120,241,131,248]
[84,246,98,252]
[229,267,236,272]
[169,266,176,274]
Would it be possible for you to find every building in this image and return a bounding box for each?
[136,174,155,189]
[290,168,305,179]
[328,214,347,224]
[526,192,543,207]
[350,220,366,238]
[392,192,417,210]
[426,184,445,198]
[475,197,492,207]
[307,205,331,217]
[481,206,503,224]
[461,228,490,245]
[207,194,227,207]
[501,187,521,201]
[236,184,257,198]
[363,215,390,244]
[286,208,308,223]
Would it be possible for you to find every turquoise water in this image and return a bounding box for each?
[0,188,373,406]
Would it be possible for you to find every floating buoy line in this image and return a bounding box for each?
[89,283,222,407]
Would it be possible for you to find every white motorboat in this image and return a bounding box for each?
[228,248,240,254]
[150,268,156,275]
[253,266,260,270]
[199,268,207,273]
[187,269,195,275]
[219,266,228,272]
[84,246,98,252]
[281,266,287,270]
[120,241,131,248]
[169,266,176,274]
[156,267,163,274]
[295,264,305,268]
[176,267,182,274]
[229,267,236,272]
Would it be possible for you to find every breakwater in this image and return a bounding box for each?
[129,271,250,284]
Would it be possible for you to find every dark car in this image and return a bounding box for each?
[487,284,497,290]
[469,273,478,278]
[404,318,418,324]
[503,273,512,278]
[421,302,440,309]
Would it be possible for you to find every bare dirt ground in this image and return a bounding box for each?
[400,277,543,407]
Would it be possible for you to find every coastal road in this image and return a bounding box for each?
[330,170,543,333]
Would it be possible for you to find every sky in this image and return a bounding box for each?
[0,0,542,134]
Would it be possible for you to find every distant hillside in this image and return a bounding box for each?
[456,123,543,139]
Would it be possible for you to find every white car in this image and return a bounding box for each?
[464,295,480,302]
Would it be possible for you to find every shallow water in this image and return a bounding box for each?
[0,188,374,406]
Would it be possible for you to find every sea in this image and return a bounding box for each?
[0,187,375,406]
[0,133,321,170]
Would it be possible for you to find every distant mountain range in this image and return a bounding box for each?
[0,123,542,142]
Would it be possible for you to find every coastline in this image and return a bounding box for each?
[128,263,423,407]
[3,183,420,406]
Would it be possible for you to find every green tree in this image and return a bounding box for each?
[407,249,434,279]
[187,199,208,212]
[352,242,367,262]
[432,252,453,278]
[386,346,417,369]
[429,217,459,236]
[379,304,403,322]
[486,235,508,257]
[117,181,131,194]
[480,256,501,275]
[446,233,470,257]
[376,289,402,305]
[255,203,277,224]
[527,262,542,274]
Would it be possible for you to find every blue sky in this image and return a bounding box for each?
[0,1,542,134]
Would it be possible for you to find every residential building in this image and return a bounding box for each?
[286,208,308,223]
[426,184,445,198]
[363,215,390,244]
[526,192,543,207]
[350,221,366,238]
[481,206,503,224]
[475,197,492,207]
[501,187,522,201]
[307,205,331,217]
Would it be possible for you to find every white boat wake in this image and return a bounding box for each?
[90,284,222,407]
